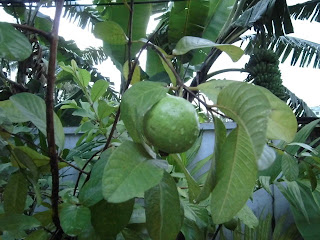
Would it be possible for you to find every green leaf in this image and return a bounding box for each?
[172,154,200,202]
[168,0,210,43]
[102,141,164,203]
[94,21,128,45]
[196,118,226,202]
[285,119,320,155]
[0,214,40,232]
[13,146,49,167]
[198,80,235,104]
[282,153,299,181]
[76,68,91,88]
[10,93,65,150]
[257,87,297,142]
[90,199,134,238]
[123,60,141,85]
[276,181,309,222]
[0,100,29,123]
[3,172,28,214]
[79,149,111,207]
[60,203,91,237]
[217,82,270,159]
[210,127,256,224]
[257,145,276,171]
[145,172,182,240]
[25,229,50,240]
[0,22,32,61]
[121,81,168,143]
[236,204,259,228]
[97,100,116,120]
[12,147,38,179]
[173,36,244,62]
[90,80,109,102]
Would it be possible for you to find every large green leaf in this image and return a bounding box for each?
[145,172,183,240]
[79,149,111,207]
[121,81,168,143]
[0,22,32,61]
[93,21,128,45]
[90,199,134,238]
[10,93,65,150]
[209,82,271,223]
[257,86,297,142]
[168,0,210,43]
[25,229,50,240]
[217,82,270,159]
[60,203,91,237]
[3,172,28,214]
[211,127,256,224]
[102,141,164,203]
[173,36,244,62]
[0,100,29,123]
[12,147,38,179]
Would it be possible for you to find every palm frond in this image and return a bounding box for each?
[242,34,320,69]
[271,36,320,68]
[62,6,101,29]
[284,86,316,117]
[289,0,320,22]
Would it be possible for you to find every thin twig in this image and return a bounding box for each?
[46,0,64,237]
[58,157,89,175]
[212,224,222,240]
[206,68,249,80]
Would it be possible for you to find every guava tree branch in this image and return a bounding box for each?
[12,23,50,40]
[45,0,64,238]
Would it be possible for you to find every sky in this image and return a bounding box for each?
[0,1,319,107]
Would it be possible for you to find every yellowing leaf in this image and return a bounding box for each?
[123,60,141,85]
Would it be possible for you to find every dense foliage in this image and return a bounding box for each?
[0,0,319,240]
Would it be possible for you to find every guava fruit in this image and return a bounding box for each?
[143,95,200,153]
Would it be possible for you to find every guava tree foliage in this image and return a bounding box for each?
[0,0,319,240]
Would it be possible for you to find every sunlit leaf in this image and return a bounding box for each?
[173,36,244,62]
[123,60,141,85]
[94,21,128,45]
[198,80,235,104]
[90,79,109,102]
[257,87,297,142]
[236,204,258,228]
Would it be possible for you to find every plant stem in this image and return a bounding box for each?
[12,23,50,40]
[45,0,64,237]
[212,224,222,240]
[206,68,249,80]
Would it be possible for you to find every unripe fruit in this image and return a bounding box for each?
[143,95,200,153]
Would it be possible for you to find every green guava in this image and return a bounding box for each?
[223,218,238,230]
[143,95,200,153]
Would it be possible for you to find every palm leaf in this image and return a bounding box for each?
[63,6,101,29]
[289,0,320,22]
[284,86,316,117]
